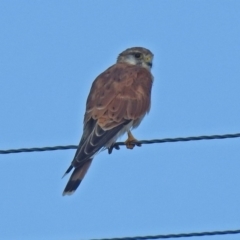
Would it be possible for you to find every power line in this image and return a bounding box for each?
[91,229,240,240]
[0,145,77,155]
[0,132,240,155]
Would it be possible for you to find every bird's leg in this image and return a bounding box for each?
[124,131,141,149]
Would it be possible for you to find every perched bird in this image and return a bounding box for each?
[62,47,154,196]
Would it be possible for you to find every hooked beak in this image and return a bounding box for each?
[144,55,153,68]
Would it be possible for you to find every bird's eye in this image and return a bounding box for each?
[134,53,141,58]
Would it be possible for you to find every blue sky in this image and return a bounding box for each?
[1,1,240,240]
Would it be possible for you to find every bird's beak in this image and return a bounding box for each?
[144,56,153,67]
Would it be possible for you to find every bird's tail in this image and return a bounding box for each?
[62,159,93,196]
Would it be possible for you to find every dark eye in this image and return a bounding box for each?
[134,53,141,58]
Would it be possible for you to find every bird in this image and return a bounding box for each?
[62,47,154,196]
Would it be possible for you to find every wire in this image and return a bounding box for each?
[91,229,240,240]
[0,132,240,155]
[0,145,77,155]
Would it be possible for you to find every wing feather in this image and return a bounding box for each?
[72,120,131,167]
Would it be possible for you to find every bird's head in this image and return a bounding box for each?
[117,47,153,71]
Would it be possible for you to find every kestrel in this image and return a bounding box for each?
[63,47,154,196]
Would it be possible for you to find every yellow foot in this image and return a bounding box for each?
[124,131,141,149]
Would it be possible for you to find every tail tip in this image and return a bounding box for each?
[62,179,82,197]
[62,190,75,196]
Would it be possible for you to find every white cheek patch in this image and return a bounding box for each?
[124,55,137,65]
[121,55,152,71]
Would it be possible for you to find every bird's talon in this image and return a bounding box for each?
[114,145,120,150]
[108,147,113,154]
[125,131,140,149]
[108,144,120,154]
[125,142,136,149]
